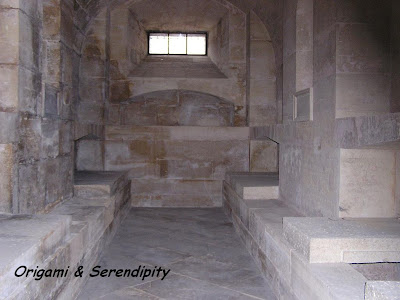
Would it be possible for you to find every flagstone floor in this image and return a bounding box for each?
[77,208,276,300]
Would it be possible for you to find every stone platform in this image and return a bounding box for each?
[0,171,130,300]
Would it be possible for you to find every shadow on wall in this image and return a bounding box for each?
[108,89,235,127]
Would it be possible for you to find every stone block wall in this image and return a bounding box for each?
[0,0,79,214]
[104,126,250,207]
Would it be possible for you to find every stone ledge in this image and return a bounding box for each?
[226,172,279,200]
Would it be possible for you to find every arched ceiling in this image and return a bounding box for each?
[128,0,229,31]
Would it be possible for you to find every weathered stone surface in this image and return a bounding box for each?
[114,90,234,127]
[18,162,45,214]
[227,172,279,200]
[41,119,60,159]
[351,263,400,281]
[365,281,400,300]
[0,65,18,111]
[131,178,222,207]
[104,126,249,206]
[0,112,18,144]
[76,139,104,171]
[0,144,14,213]
[335,112,400,149]
[250,140,279,172]
[291,250,366,300]
[0,214,71,298]
[0,8,19,65]
[339,149,397,218]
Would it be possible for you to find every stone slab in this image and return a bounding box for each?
[283,217,400,263]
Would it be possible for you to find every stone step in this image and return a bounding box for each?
[283,217,400,263]
[0,214,71,298]
[226,172,279,200]
[74,171,128,198]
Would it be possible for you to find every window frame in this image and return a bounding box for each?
[147,31,208,56]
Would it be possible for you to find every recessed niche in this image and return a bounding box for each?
[293,87,313,122]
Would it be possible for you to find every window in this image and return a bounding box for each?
[148,32,207,55]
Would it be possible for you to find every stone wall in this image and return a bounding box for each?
[104,126,250,207]
[335,0,392,119]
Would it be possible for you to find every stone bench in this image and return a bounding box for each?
[0,171,130,300]
[222,172,381,300]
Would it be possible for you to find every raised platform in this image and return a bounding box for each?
[0,171,130,299]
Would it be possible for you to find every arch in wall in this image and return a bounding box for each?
[114,89,235,127]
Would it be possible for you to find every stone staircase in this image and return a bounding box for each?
[0,171,130,300]
[223,172,400,300]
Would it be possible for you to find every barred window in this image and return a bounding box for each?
[148,32,207,55]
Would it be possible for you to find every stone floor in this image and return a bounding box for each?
[77,208,276,300]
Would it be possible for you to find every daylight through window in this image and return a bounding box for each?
[148,32,207,55]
